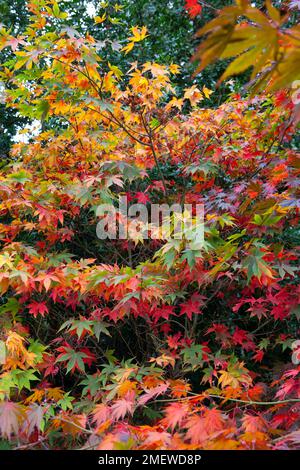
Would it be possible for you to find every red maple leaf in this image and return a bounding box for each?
[80,347,97,367]
[232,327,256,351]
[186,408,224,444]
[135,191,151,204]
[138,382,169,406]
[39,353,59,377]
[152,305,175,322]
[206,323,231,348]
[184,0,202,18]
[253,349,264,363]
[162,402,189,430]
[167,332,182,350]
[92,404,110,428]
[111,395,135,420]
[179,296,204,320]
[27,301,49,318]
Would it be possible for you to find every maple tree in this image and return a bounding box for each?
[0,0,299,451]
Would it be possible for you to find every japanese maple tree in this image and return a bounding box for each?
[0,0,298,451]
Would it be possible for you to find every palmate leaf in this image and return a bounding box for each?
[186,408,225,445]
[162,402,189,431]
[184,160,218,176]
[110,397,135,420]
[91,403,110,428]
[57,392,74,411]
[181,344,204,370]
[24,404,45,436]
[193,0,300,92]
[0,298,21,322]
[59,318,111,340]
[93,321,111,340]
[56,348,89,374]
[80,374,102,397]
[242,245,275,283]
[0,0,298,451]
[0,402,24,440]
[99,161,142,182]
[9,369,39,391]
[193,4,242,70]
[58,319,94,339]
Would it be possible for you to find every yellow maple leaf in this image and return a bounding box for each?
[117,380,137,397]
[129,26,148,43]
[169,63,180,74]
[165,96,184,111]
[24,389,45,404]
[94,13,106,24]
[129,70,149,89]
[121,42,135,55]
[4,331,36,370]
[183,85,203,106]
[122,26,148,54]
[5,331,26,357]
[218,370,239,389]
[202,85,213,99]
[108,63,123,80]
[46,387,65,401]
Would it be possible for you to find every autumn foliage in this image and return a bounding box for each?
[0,0,299,450]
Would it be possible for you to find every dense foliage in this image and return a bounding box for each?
[0,0,238,156]
[0,0,299,450]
